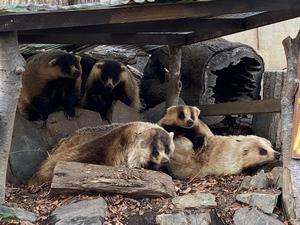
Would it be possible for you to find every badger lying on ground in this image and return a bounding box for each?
[29,122,175,185]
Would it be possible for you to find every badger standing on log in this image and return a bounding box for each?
[83,60,141,120]
[158,105,213,151]
[18,50,82,121]
[28,122,175,185]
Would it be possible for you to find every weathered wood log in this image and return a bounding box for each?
[281,30,300,224]
[51,161,176,198]
[165,45,182,110]
[141,39,264,110]
[0,32,25,204]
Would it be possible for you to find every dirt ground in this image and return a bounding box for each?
[2,175,250,225]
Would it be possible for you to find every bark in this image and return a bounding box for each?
[281,30,300,222]
[165,45,182,111]
[0,32,25,204]
[51,161,176,198]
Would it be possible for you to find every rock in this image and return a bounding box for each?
[125,211,156,225]
[46,108,104,144]
[172,193,217,210]
[0,205,37,223]
[7,109,104,185]
[238,170,269,191]
[156,211,223,225]
[269,167,283,190]
[233,207,284,225]
[110,101,142,123]
[143,98,185,123]
[47,198,107,225]
[236,191,280,214]
[7,112,51,184]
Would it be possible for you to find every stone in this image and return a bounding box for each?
[233,207,284,225]
[172,193,217,210]
[236,191,280,214]
[110,101,142,123]
[7,109,104,185]
[143,98,185,123]
[269,167,283,190]
[46,108,104,144]
[125,211,156,225]
[0,205,37,223]
[46,198,107,225]
[239,170,269,191]
[7,112,52,184]
[156,212,211,225]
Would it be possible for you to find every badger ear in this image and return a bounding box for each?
[75,55,81,63]
[48,59,57,67]
[166,105,176,114]
[96,62,104,69]
[168,132,174,140]
[121,65,127,72]
[193,106,201,117]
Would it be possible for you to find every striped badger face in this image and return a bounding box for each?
[161,105,201,128]
[129,127,175,176]
[48,53,82,79]
[94,60,127,90]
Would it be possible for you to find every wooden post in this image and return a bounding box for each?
[281,30,300,223]
[165,45,182,110]
[0,32,25,204]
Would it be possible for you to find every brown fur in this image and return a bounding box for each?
[28,122,174,185]
[171,135,280,180]
[82,60,140,119]
[18,50,82,120]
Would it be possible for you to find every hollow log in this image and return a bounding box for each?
[281,30,300,223]
[165,45,182,110]
[50,161,176,198]
[0,32,25,204]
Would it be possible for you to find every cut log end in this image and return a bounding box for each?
[50,161,176,198]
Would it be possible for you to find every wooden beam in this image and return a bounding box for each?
[0,32,25,203]
[51,161,176,198]
[199,99,281,117]
[185,9,300,44]
[281,30,300,223]
[18,32,189,45]
[0,0,299,32]
[19,18,244,34]
[165,45,182,110]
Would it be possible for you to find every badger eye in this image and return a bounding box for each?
[178,111,185,120]
[152,147,159,157]
[259,148,268,155]
[165,145,170,154]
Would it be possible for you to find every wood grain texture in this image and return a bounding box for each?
[281,30,300,222]
[199,99,281,116]
[0,32,25,203]
[165,46,182,110]
[51,161,176,198]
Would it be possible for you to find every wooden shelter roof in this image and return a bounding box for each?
[0,0,299,45]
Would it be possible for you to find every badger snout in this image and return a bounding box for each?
[186,119,194,128]
[73,69,81,77]
[160,157,170,165]
[274,151,281,160]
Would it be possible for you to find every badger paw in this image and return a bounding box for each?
[192,135,206,151]
[64,109,76,120]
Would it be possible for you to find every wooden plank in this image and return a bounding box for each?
[19,18,244,34]
[185,9,300,44]
[0,0,299,32]
[18,32,189,45]
[199,99,281,117]
[281,30,300,222]
[50,161,176,198]
[0,32,25,203]
[291,55,300,159]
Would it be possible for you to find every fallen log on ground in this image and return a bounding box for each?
[50,161,176,198]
